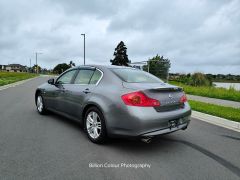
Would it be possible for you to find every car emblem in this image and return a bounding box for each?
[169,94,173,99]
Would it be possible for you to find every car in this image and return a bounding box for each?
[35,65,191,143]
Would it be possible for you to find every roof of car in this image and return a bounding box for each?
[76,65,136,70]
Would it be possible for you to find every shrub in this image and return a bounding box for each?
[188,72,212,86]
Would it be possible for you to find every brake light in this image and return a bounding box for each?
[180,94,187,103]
[121,91,160,107]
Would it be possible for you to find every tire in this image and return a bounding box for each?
[36,93,47,115]
[84,107,107,144]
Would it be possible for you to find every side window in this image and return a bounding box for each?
[56,70,77,84]
[74,69,94,84]
[89,70,102,84]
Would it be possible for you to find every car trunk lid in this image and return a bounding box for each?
[122,82,185,112]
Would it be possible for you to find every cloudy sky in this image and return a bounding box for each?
[0,0,239,74]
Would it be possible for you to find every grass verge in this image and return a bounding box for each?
[170,81,240,102]
[0,72,38,86]
[189,100,240,122]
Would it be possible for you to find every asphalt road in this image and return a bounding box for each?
[0,77,240,180]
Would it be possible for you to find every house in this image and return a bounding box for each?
[0,65,7,71]
[5,64,27,72]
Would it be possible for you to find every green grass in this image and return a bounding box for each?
[0,72,38,86]
[170,81,240,102]
[189,100,240,122]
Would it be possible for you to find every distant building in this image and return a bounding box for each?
[0,65,7,70]
[5,64,27,72]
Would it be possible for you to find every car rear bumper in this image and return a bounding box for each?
[105,102,191,137]
[141,121,189,137]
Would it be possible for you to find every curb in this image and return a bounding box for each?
[192,111,240,132]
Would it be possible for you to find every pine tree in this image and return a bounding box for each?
[110,41,131,66]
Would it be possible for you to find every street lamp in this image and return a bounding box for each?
[35,52,43,74]
[81,33,86,65]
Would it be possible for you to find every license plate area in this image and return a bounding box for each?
[169,119,179,129]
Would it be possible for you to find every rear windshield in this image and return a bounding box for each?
[111,68,163,83]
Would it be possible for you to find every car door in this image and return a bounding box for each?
[62,67,101,119]
[61,67,96,118]
[54,69,78,112]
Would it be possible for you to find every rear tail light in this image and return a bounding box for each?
[121,91,160,107]
[180,94,187,103]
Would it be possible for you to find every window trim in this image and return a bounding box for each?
[71,67,104,86]
[55,66,104,86]
[89,69,103,85]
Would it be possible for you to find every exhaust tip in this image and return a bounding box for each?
[141,136,153,143]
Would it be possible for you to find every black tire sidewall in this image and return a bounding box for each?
[84,107,107,144]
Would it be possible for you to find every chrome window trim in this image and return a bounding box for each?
[95,68,103,86]
[58,67,103,86]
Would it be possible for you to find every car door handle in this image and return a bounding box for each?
[83,88,91,94]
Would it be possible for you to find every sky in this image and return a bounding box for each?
[0,0,239,74]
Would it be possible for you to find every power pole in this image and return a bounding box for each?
[147,60,150,73]
[30,58,31,73]
[35,52,43,74]
[81,34,86,65]
[35,53,38,74]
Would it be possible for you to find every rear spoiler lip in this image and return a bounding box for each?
[149,86,183,91]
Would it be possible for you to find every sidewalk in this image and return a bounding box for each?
[187,94,240,108]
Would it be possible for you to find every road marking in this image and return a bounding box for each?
[192,111,240,132]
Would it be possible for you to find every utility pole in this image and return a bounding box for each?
[81,34,86,65]
[30,58,31,73]
[35,52,42,74]
[147,60,150,73]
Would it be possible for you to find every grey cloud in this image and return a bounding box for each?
[0,0,239,74]
[50,0,126,18]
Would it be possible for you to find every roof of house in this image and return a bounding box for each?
[8,64,24,66]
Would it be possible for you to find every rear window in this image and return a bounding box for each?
[111,68,163,83]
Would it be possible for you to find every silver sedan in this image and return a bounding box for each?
[35,65,191,143]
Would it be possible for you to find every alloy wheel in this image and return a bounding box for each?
[37,96,43,113]
[86,111,102,139]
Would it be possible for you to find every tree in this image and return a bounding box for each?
[143,54,171,81]
[53,63,70,74]
[69,61,76,67]
[110,41,131,66]
[32,65,41,73]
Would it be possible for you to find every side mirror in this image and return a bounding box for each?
[48,78,55,85]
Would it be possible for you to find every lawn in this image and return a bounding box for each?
[0,72,38,86]
[189,100,240,122]
[170,81,240,102]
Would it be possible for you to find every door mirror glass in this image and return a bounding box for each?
[48,78,55,85]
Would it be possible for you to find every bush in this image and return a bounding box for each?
[188,73,212,86]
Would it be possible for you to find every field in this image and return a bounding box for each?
[170,81,240,102]
[189,100,240,122]
[0,72,38,86]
